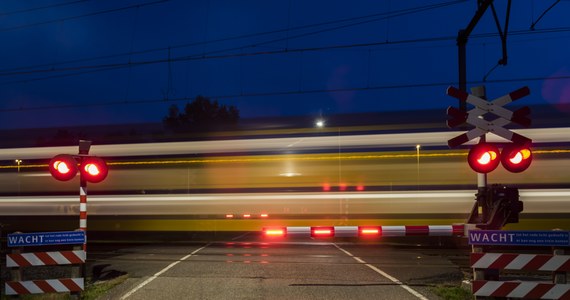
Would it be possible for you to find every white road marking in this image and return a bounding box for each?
[120,244,209,299]
[334,244,429,300]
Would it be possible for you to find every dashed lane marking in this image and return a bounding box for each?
[334,244,429,300]
[120,244,210,299]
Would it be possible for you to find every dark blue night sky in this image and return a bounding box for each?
[0,0,568,129]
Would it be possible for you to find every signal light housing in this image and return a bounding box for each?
[467,142,500,174]
[49,154,78,181]
[49,154,108,183]
[80,156,108,183]
[501,144,532,173]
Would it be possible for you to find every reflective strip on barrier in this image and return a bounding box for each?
[472,280,570,299]
[5,278,84,295]
[7,250,86,267]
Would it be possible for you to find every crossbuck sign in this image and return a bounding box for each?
[446,86,532,148]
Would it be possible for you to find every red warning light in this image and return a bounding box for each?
[358,226,381,237]
[501,144,533,173]
[49,154,78,181]
[263,227,286,238]
[80,156,108,183]
[467,142,500,173]
[311,226,334,238]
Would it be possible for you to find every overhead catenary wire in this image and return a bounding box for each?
[530,0,561,30]
[0,0,566,115]
[0,0,467,75]
[0,0,88,17]
[0,0,170,33]
[1,74,568,113]
[0,25,568,83]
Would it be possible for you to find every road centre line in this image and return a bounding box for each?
[333,244,429,300]
[120,244,210,299]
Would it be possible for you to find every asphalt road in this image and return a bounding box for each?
[91,234,466,299]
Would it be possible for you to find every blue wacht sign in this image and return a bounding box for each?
[7,231,85,247]
[468,230,570,247]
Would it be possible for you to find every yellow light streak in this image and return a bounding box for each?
[0,148,568,170]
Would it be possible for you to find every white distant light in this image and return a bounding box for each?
[279,172,301,177]
[315,119,325,128]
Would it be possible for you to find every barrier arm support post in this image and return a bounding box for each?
[77,140,91,284]
[554,247,567,284]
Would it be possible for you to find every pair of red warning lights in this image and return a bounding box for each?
[49,154,108,183]
[468,142,532,174]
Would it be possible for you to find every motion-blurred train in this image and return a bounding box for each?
[1,125,569,233]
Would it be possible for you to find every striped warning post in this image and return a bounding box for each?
[80,185,87,232]
[6,250,86,267]
[471,253,570,272]
[472,280,570,299]
[5,278,84,295]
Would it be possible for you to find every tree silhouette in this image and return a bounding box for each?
[163,96,239,132]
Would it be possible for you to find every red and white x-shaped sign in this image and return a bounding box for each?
[446,86,532,148]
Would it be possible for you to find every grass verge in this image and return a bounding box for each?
[431,285,472,300]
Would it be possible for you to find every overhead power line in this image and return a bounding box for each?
[530,0,561,30]
[1,25,568,83]
[1,74,568,113]
[0,0,169,32]
[0,0,88,17]
[0,0,467,75]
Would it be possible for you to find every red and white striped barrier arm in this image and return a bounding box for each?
[263,224,465,238]
[471,253,570,272]
[5,278,84,295]
[380,225,465,237]
[473,280,570,300]
[6,250,86,267]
